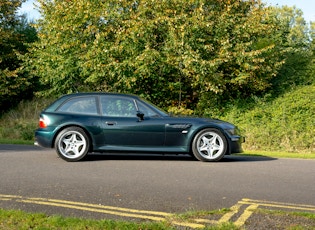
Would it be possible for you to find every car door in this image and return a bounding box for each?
[98,95,166,150]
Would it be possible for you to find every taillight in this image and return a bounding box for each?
[39,117,47,128]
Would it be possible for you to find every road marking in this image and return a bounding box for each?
[218,203,242,223]
[219,198,315,227]
[0,194,204,229]
[0,194,23,199]
[234,204,258,227]
[1,194,315,228]
[27,197,172,217]
[241,198,315,212]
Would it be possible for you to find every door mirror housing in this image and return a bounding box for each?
[136,111,144,121]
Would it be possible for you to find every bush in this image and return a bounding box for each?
[0,98,55,141]
[220,85,315,153]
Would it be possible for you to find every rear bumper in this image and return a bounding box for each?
[34,129,54,148]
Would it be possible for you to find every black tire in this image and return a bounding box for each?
[54,127,90,162]
[192,128,227,162]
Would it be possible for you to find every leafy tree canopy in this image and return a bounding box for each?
[0,0,38,113]
[266,5,314,99]
[27,0,305,112]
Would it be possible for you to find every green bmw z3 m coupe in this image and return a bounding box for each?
[35,93,244,162]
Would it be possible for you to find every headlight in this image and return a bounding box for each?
[225,127,240,136]
[226,128,236,135]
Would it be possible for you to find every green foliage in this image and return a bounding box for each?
[268,6,313,96]
[0,117,36,141]
[0,98,54,141]
[167,106,194,116]
[220,84,315,153]
[27,0,285,109]
[0,0,38,112]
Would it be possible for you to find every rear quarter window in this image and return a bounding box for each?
[57,96,98,115]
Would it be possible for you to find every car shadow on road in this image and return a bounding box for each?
[222,154,277,162]
[83,153,276,162]
[84,153,194,162]
[0,145,277,162]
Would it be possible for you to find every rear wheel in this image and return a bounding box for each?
[192,128,227,162]
[55,127,90,162]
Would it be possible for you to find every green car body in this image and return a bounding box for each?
[35,93,244,162]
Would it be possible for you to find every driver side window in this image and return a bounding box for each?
[101,96,137,117]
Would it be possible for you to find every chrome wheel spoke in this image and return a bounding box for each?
[197,132,224,159]
[199,136,210,152]
[211,135,222,151]
[62,136,73,154]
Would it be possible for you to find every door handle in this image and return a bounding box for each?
[106,122,117,126]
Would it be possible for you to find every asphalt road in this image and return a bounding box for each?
[0,144,315,225]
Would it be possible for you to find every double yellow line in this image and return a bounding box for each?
[0,194,204,228]
[1,194,315,228]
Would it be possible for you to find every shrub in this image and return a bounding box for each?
[220,85,315,153]
[0,98,55,141]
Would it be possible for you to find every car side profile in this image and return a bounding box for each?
[35,93,244,162]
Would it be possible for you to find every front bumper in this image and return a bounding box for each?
[229,135,245,154]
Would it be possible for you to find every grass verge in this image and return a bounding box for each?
[0,208,173,230]
[240,150,315,159]
[0,139,33,145]
[1,207,314,229]
[0,208,238,230]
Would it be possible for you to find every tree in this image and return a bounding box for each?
[306,21,315,85]
[0,0,24,71]
[267,6,313,95]
[0,0,38,112]
[27,0,285,112]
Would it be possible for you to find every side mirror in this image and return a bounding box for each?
[136,111,144,121]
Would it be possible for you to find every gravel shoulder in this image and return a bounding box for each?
[243,208,315,230]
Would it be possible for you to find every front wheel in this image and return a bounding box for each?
[192,128,227,162]
[55,127,90,162]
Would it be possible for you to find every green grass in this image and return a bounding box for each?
[0,209,238,230]
[0,209,172,230]
[1,207,314,229]
[0,139,33,145]
[240,150,315,159]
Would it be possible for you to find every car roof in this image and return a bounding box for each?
[61,92,139,98]
[44,92,141,112]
